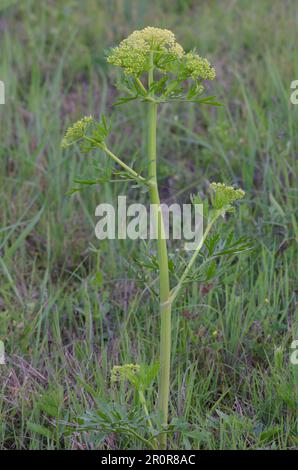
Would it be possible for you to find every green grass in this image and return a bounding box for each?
[0,0,297,449]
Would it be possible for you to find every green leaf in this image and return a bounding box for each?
[149,76,168,95]
[113,96,138,106]
[165,79,181,96]
[190,96,223,106]
[66,401,156,448]
[139,363,160,390]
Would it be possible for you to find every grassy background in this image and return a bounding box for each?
[0,0,297,449]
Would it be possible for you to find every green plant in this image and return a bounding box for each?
[62,27,245,449]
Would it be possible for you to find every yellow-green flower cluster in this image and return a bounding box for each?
[183,52,216,81]
[107,39,149,76]
[129,26,184,54]
[107,27,184,77]
[61,116,93,148]
[210,182,245,210]
[111,363,140,383]
[107,26,215,82]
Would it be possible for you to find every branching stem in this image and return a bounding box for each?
[85,136,147,185]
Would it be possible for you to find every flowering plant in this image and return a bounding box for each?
[62,27,245,449]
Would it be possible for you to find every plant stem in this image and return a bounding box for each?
[85,136,147,185]
[147,52,171,449]
[101,145,146,185]
[138,390,158,449]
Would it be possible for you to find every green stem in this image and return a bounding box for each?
[147,52,171,450]
[85,136,146,185]
[138,390,158,449]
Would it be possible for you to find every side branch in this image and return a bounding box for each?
[85,136,147,186]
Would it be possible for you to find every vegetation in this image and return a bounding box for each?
[0,0,297,450]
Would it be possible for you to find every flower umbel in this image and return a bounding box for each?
[61,116,93,148]
[210,182,245,211]
[107,27,184,77]
[183,52,216,81]
[111,364,141,383]
[107,26,215,82]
